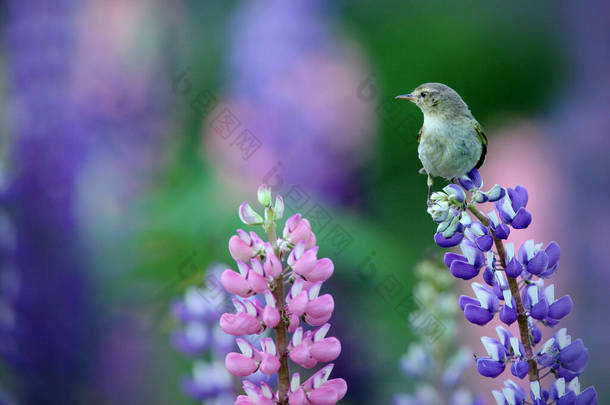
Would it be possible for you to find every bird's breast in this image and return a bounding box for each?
[418,116,481,179]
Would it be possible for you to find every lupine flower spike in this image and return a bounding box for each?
[427,169,597,405]
[221,185,346,405]
[170,265,237,403]
[394,260,484,405]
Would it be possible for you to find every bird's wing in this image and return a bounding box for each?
[474,121,487,169]
[417,127,423,143]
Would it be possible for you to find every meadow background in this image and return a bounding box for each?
[1,1,609,404]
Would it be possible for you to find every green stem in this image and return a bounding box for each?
[264,210,290,404]
[468,205,539,381]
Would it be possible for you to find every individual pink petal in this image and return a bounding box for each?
[229,235,253,262]
[310,337,341,362]
[293,249,318,277]
[305,313,332,326]
[225,352,259,376]
[304,231,317,250]
[308,385,340,405]
[283,214,302,236]
[259,353,281,375]
[219,312,261,336]
[288,313,300,332]
[288,291,308,316]
[289,343,316,368]
[262,305,280,328]
[324,379,347,400]
[307,258,334,282]
[288,388,307,405]
[247,270,268,293]
[289,218,313,245]
[221,270,251,297]
[264,253,282,278]
[306,294,334,319]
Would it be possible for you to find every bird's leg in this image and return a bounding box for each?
[427,174,434,206]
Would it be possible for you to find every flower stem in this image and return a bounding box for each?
[468,205,539,381]
[265,212,290,404]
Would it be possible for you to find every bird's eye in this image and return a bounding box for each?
[420,91,428,98]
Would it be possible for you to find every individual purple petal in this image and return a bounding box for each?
[476,235,493,251]
[564,349,589,373]
[458,168,482,190]
[450,260,479,280]
[464,304,494,325]
[443,184,466,203]
[557,367,580,383]
[511,360,529,379]
[549,295,573,320]
[511,207,532,229]
[518,244,529,266]
[444,252,465,268]
[505,258,522,278]
[491,282,503,300]
[494,223,510,239]
[476,357,505,378]
[495,199,514,224]
[545,241,561,270]
[538,352,556,368]
[531,325,542,345]
[575,386,597,405]
[530,298,549,320]
[483,267,495,286]
[460,239,485,268]
[526,251,549,275]
[557,390,577,403]
[500,304,518,325]
[459,295,480,311]
[508,185,529,211]
[434,231,464,248]
[559,339,585,364]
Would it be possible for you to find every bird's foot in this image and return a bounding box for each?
[426,174,434,206]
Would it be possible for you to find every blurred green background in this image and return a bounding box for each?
[1,1,608,404]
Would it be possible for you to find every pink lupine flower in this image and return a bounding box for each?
[229,230,266,262]
[288,365,347,405]
[219,299,263,336]
[283,214,316,249]
[235,381,278,405]
[220,185,346,404]
[288,324,341,368]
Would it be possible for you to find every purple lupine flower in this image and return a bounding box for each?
[204,0,374,205]
[220,185,346,404]
[170,265,237,402]
[1,2,99,403]
[426,169,598,404]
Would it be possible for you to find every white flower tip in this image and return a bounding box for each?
[257,184,273,207]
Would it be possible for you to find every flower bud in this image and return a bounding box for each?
[257,184,273,207]
[274,195,285,219]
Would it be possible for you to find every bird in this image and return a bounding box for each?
[395,83,487,200]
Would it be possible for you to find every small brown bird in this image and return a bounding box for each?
[396,83,487,195]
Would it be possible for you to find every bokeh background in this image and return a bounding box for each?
[1,1,609,404]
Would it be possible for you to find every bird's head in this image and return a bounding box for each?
[395,82,471,118]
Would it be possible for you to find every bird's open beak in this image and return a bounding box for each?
[395,93,416,101]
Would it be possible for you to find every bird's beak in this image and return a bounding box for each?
[395,93,416,101]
